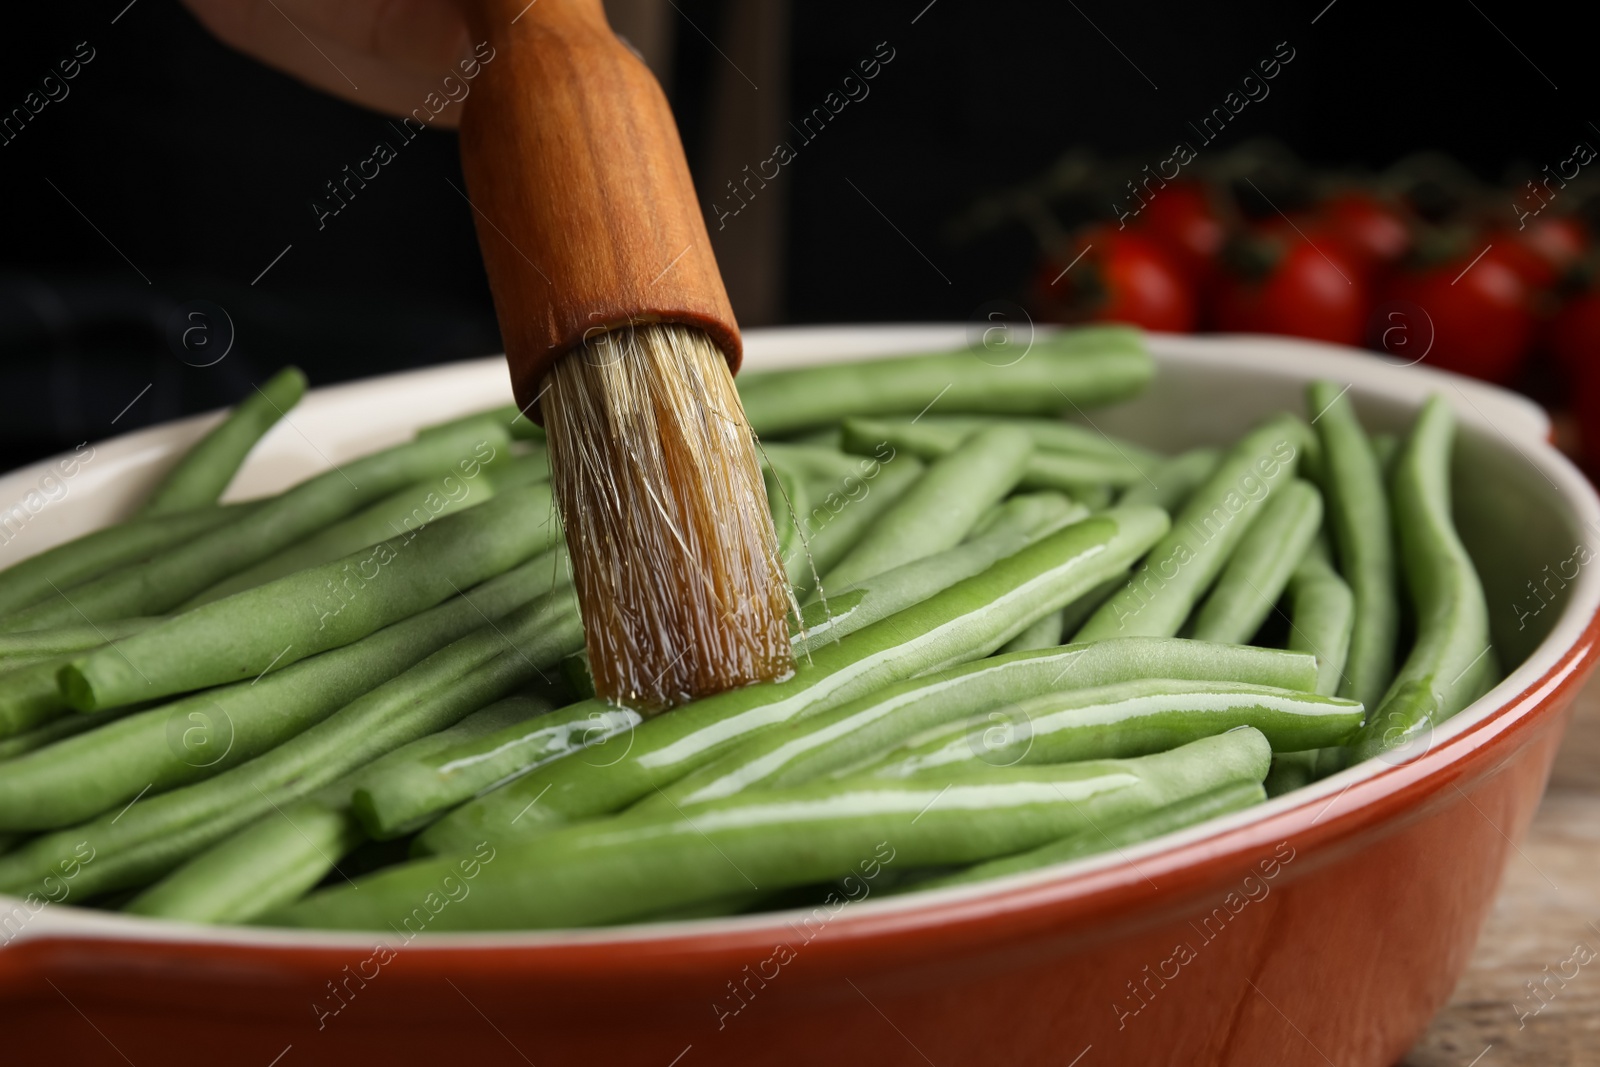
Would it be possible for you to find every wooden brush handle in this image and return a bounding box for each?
[458,0,741,414]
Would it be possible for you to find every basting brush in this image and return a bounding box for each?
[458,0,794,712]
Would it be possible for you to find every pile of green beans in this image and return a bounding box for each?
[0,506,257,618]
[738,326,1154,435]
[184,449,549,607]
[414,504,1171,855]
[895,778,1268,893]
[0,339,1503,933]
[1345,397,1493,761]
[127,691,562,924]
[60,480,562,711]
[852,680,1359,779]
[1074,415,1306,641]
[817,424,1033,592]
[0,589,583,900]
[792,492,1083,654]
[280,729,1274,931]
[0,555,571,830]
[637,639,1320,812]
[2,420,509,632]
[840,417,1154,495]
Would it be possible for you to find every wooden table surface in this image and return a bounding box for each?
[1404,674,1600,1065]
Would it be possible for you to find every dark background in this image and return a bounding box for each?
[0,0,1587,470]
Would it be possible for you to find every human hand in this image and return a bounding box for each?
[182,0,472,127]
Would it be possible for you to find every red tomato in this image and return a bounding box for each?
[1555,284,1600,472]
[1135,182,1226,286]
[1212,232,1369,345]
[1489,217,1588,290]
[1383,251,1535,383]
[1550,284,1600,382]
[1487,232,1561,290]
[1524,216,1587,270]
[1032,228,1196,333]
[1321,191,1411,268]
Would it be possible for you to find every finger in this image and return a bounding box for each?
[271,0,470,75]
[182,0,472,127]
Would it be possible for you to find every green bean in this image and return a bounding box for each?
[3,625,167,738]
[644,639,1316,811]
[184,451,549,606]
[966,491,1068,540]
[900,780,1266,893]
[757,443,866,483]
[906,415,1164,468]
[1263,753,1318,797]
[818,425,1032,593]
[1348,397,1492,758]
[0,506,253,617]
[840,417,1147,493]
[0,653,98,739]
[0,707,132,762]
[966,492,1081,543]
[0,556,571,831]
[414,506,1170,855]
[126,693,559,923]
[509,417,545,442]
[1117,448,1220,513]
[60,481,560,712]
[1370,432,1399,473]
[131,792,365,924]
[997,609,1064,653]
[274,729,1271,932]
[737,326,1153,436]
[0,618,162,669]
[1349,679,1437,764]
[137,367,307,517]
[0,590,585,900]
[789,426,844,447]
[853,681,1362,780]
[791,453,923,600]
[1307,381,1398,711]
[1386,398,1493,716]
[794,493,1080,656]
[1287,537,1354,697]
[3,421,509,633]
[1189,480,1323,645]
[1074,415,1304,641]
[418,405,524,440]
[1057,573,1124,636]
[485,445,552,482]
[560,650,596,700]
[353,702,641,840]
[1076,484,1114,510]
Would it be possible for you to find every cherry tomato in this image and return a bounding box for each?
[1486,231,1561,291]
[1383,251,1534,384]
[1031,228,1196,333]
[1554,284,1600,473]
[1134,182,1226,286]
[1321,191,1411,268]
[1550,283,1600,382]
[1523,216,1587,272]
[1212,231,1369,345]
[1489,217,1588,290]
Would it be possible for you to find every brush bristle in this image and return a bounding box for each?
[542,323,796,713]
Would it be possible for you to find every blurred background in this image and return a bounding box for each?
[2,0,1594,471]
